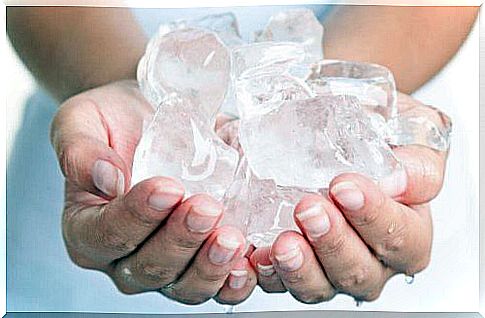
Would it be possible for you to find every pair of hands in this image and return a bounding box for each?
[51,80,448,305]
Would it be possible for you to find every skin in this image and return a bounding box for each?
[8,5,469,305]
[323,6,479,93]
[51,80,257,304]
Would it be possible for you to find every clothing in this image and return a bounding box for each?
[6,5,478,314]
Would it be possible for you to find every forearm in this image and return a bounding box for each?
[7,7,147,101]
[323,6,478,93]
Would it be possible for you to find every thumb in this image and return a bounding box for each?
[50,96,129,198]
[378,145,447,205]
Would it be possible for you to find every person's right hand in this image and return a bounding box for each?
[50,80,257,305]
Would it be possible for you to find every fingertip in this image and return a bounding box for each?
[123,177,185,223]
[92,159,126,198]
[184,193,223,214]
[146,177,185,211]
[207,226,246,266]
[392,146,445,204]
[228,258,255,290]
[377,166,408,199]
[249,247,274,277]
[294,193,324,214]
[215,226,246,247]
[270,231,305,273]
[215,257,257,305]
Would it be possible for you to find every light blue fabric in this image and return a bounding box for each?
[7,5,331,313]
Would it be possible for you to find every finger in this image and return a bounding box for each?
[63,177,184,268]
[385,93,449,204]
[249,247,286,293]
[269,231,336,304]
[329,174,433,274]
[51,97,129,198]
[112,194,224,292]
[214,257,258,305]
[160,226,246,305]
[294,194,392,301]
[385,145,447,205]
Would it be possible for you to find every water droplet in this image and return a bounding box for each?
[405,274,415,284]
[355,299,363,307]
[223,305,235,314]
[387,221,396,234]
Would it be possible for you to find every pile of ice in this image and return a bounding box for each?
[131,10,404,246]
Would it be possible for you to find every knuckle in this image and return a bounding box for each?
[258,278,287,293]
[135,261,174,286]
[179,297,210,305]
[333,265,376,294]
[315,232,347,258]
[293,289,335,304]
[65,248,97,270]
[195,266,227,284]
[95,207,136,253]
[57,143,80,179]
[214,292,250,306]
[360,287,383,302]
[122,196,158,226]
[169,234,203,251]
[167,288,212,305]
[97,227,136,255]
[283,271,305,286]
[374,222,409,263]
[351,195,385,229]
[113,280,139,295]
[406,252,431,275]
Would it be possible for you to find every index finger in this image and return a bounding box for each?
[63,176,184,268]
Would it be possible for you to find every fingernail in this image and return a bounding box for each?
[229,270,248,289]
[379,168,407,198]
[208,232,241,265]
[274,244,303,272]
[92,160,124,197]
[256,263,275,277]
[296,203,330,240]
[186,202,222,233]
[148,185,184,211]
[330,181,364,211]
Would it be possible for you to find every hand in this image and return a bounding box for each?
[249,93,449,303]
[50,80,257,305]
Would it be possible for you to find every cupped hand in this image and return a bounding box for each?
[50,80,256,305]
[250,93,449,304]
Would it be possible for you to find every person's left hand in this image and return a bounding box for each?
[248,93,449,303]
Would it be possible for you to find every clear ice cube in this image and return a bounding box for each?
[157,12,245,47]
[307,60,397,119]
[232,42,306,79]
[255,9,324,64]
[133,28,239,200]
[137,28,232,122]
[239,95,399,190]
[222,157,312,247]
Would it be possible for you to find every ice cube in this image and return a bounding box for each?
[232,42,306,79]
[238,95,400,189]
[137,28,231,123]
[307,60,397,119]
[131,94,239,200]
[156,12,245,48]
[222,157,312,247]
[255,9,324,64]
[133,28,239,200]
